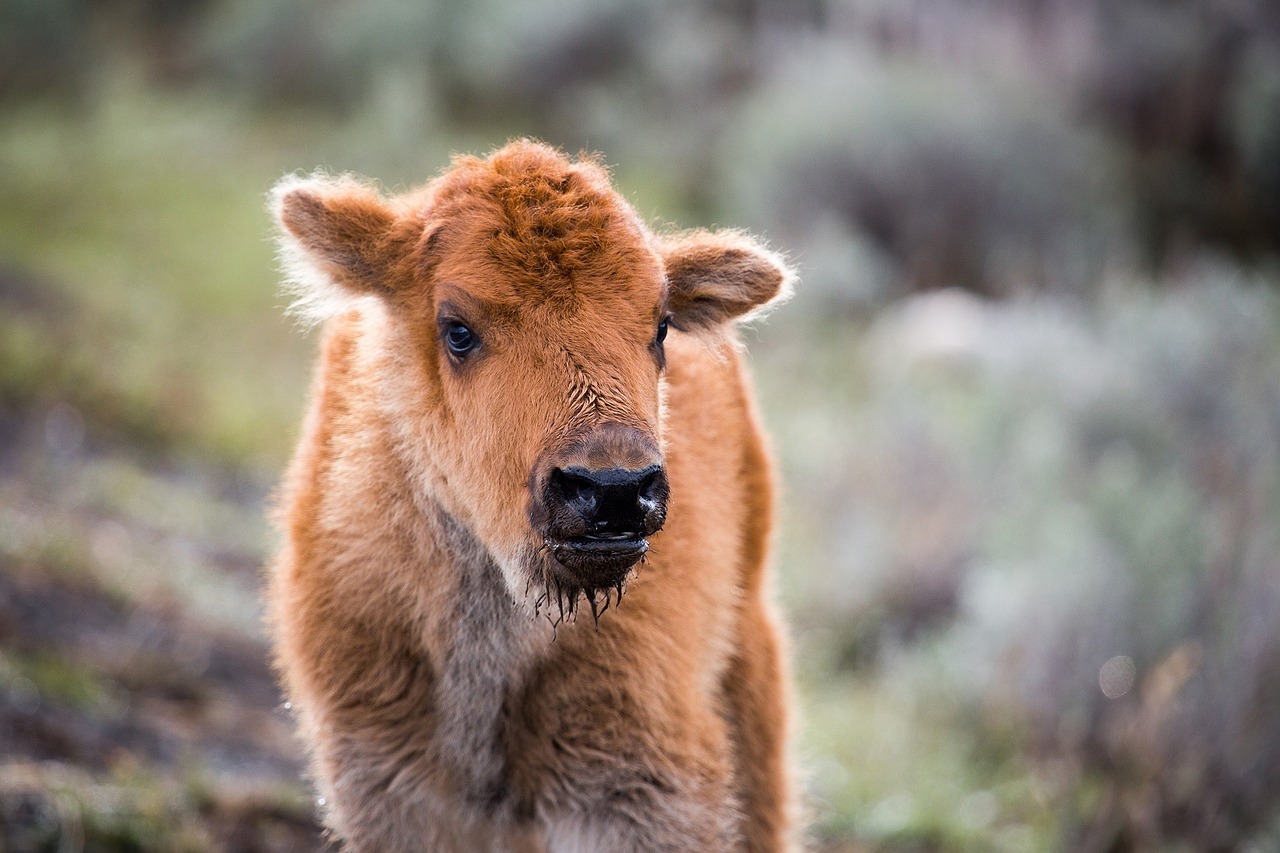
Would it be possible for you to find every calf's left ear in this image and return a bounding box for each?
[661,230,794,332]
[270,174,412,324]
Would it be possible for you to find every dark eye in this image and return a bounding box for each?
[444,322,478,357]
[655,317,669,345]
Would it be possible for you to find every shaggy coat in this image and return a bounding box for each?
[268,141,797,852]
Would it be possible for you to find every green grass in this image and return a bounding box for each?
[0,82,317,467]
[0,652,119,715]
[0,759,315,853]
[800,674,1045,851]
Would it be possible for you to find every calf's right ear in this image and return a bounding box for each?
[270,174,411,324]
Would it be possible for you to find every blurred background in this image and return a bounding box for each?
[2,0,1280,850]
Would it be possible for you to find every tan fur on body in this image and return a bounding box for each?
[268,141,798,851]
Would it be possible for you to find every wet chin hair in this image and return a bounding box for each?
[526,545,642,632]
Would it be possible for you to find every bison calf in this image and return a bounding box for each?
[268,141,797,851]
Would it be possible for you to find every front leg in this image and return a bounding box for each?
[721,596,798,852]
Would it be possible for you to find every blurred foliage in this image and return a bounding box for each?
[3,1,1280,851]
[761,273,1280,849]
[3,0,1280,304]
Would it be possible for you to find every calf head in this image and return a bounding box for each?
[272,141,790,618]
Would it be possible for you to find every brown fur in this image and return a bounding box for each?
[268,141,799,851]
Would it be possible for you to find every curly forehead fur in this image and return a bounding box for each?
[426,143,655,293]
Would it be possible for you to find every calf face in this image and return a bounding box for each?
[272,141,789,617]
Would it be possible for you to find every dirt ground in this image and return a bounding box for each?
[0,395,328,851]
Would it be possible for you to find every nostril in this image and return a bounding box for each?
[551,468,599,516]
[636,467,667,516]
[637,467,664,503]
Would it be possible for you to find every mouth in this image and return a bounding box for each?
[545,534,648,587]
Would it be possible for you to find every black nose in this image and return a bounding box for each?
[548,465,668,537]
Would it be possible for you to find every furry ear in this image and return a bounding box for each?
[662,230,794,331]
[270,174,407,324]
